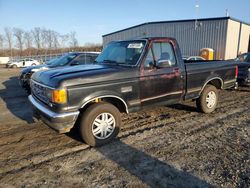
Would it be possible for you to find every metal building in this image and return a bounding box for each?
[102,17,250,60]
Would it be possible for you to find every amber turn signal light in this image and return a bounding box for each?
[52,89,67,103]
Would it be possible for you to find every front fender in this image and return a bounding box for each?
[79,90,128,113]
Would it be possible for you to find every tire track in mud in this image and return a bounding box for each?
[130,108,249,158]
[2,105,247,187]
[136,109,250,187]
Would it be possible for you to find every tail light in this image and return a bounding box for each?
[235,66,238,78]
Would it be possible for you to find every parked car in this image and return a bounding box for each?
[6,58,40,68]
[183,56,205,61]
[235,52,250,86]
[28,37,238,146]
[19,52,100,93]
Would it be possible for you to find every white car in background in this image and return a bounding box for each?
[6,58,40,68]
[183,56,205,61]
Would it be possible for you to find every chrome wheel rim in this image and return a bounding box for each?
[92,113,115,139]
[206,91,216,109]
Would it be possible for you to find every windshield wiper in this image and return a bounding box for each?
[102,59,119,64]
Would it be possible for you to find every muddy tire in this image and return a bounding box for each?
[196,85,218,113]
[79,102,121,147]
[12,64,17,68]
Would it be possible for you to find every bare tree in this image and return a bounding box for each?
[0,34,4,49]
[4,27,13,57]
[24,31,33,56]
[59,34,69,50]
[1,26,81,56]
[40,28,51,59]
[32,27,42,50]
[13,28,25,54]
[24,31,33,49]
[69,31,78,48]
[46,29,53,49]
[0,34,4,56]
[52,31,59,49]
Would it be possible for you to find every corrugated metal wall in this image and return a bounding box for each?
[238,23,250,54]
[103,19,229,59]
[225,20,241,59]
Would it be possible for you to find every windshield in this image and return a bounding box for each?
[48,53,77,67]
[235,54,250,62]
[46,58,59,65]
[95,40,146,66]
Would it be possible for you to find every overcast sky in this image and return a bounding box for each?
[0,0,249,45]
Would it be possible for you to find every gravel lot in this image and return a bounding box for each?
[0,68,249,188]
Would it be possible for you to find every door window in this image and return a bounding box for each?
[71,55,92,65]
[152,42,176,67]
[144,42,176,69]
[144,48,154,69]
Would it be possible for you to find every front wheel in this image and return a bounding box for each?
[196,85,218,113]
[79,102,121,147]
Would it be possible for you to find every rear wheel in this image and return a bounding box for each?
[196,85,218,113]
[79,102,121,147]
[12,64,17,68]
[31,63,36,66]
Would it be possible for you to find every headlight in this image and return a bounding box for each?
[248,68,250,72]
[51,89,67,104]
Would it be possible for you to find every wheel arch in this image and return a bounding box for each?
[80,95,128,114]
[199,77,223,95]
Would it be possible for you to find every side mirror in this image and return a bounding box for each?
[157,59,172,68]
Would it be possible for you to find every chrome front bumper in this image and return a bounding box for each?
[28,95,80,133]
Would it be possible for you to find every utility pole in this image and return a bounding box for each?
[195,0,200,30]
[225,9,229,17]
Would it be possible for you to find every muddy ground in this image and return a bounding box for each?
[0,68,249,188]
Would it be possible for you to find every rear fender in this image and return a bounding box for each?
[199,77,223,95]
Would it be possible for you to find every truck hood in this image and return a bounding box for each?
[21,64,48,74]
[31,64,139,88]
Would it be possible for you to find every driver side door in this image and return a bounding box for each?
[140,40,184,106]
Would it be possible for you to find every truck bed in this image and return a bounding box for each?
[184,60,237,100]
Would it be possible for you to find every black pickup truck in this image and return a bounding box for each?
[235,52,250,86]
[29,37,238,146]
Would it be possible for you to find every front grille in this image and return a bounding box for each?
[30,80,50,104]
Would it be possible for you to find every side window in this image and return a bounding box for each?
[71,55,91,64]
[144,48,154,69]
[246,54,250,62]
[243,54,248,62]
[152,43,161,61]
[143,42,177,69]
[152,42,176,67]
[84,56,92,63]
[90,55,97,62]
